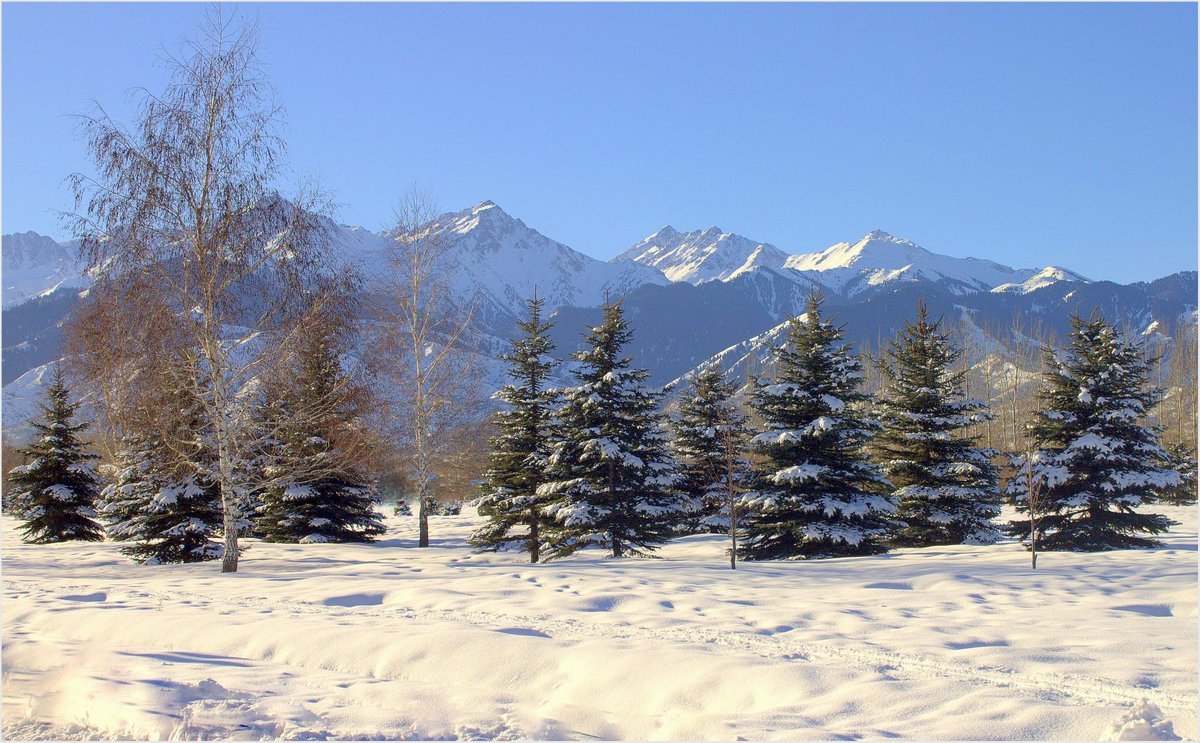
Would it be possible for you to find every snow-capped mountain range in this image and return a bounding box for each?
[380,202,668,337]
[616,224,1089,297]
[2,201,1194,436]
[616,226,792,284]
[0,200,1090,320]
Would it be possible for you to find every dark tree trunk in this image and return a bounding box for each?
[529,505,540,563]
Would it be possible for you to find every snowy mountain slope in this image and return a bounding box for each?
[667,273,1199,395]
[373,202,669,334]
[992,265,1089,294]
[1,363,62,441]
[617,224,1090,299]
[782,229,1046,296]
[665,317,794,392]
[614,226,791,284]
[2,231,90,308]
[548,266,825,387]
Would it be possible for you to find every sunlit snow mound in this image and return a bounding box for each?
[1101,700,1182,741]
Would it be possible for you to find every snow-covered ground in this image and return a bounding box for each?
[3,506,1196,740]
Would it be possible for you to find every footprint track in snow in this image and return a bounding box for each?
[5,577,1193,716]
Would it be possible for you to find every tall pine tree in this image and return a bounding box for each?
[1006,312,1179,550]
[471,294,558,562]
[740,293,895,560]
[874,301,1000,546]
[671,368,752,537]
[255,324,385,544]
[8,366,103,543]
[538,298,691,558]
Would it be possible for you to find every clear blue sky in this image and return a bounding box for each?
[3,2,1196,282]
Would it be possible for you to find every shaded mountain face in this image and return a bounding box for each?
[2,203,1193,439]
[548,270,1196,389]
[2,232,89,309]
[660,273,1198,392]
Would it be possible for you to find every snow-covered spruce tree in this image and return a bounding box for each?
[671,368,753,537]
[538,298,690,558]
[1155,443,1197,505]
[429,499,463,516]
[240,394,290,539]
[255,325,385,544]
[99,363,224,564]
[98,433,158,543]
[470,294,558,562]
[7,366,103,543]
[8,369,103,542]
[740,293,896,560]
[873,300,1000,546]
[114,465,223,565]
[1006,312,1179,550]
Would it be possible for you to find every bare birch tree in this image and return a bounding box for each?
[373,188,481,547]
[712,403,751,570]
[1016,449,1046,570]
[1166,318,1198,451]
[68,11,344,572]
[62,275,190,460]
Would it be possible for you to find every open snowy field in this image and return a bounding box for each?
[2,506,1196,741]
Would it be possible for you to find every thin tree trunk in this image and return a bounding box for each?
[417,472,430,548]
[729,492,737,570]
[608,461,622,557]
[529,506,540,563]
[203,333,241,574]
[1026,451,1038,570]
[727,460,737,570]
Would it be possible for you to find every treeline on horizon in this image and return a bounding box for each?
[5,286,1197,567]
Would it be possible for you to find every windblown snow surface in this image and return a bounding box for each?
[2,506,1196,740]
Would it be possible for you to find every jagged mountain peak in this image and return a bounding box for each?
[615,220,1089,298]
[368,200,671,330]
[645,225,679,239]
[436,200,529,238]
[846,229,927,255]
[615,225,790,284]
[2,231,89,308]
[860,228,910,243]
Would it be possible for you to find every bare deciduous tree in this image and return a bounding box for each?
[1165,318,1197,452]
[62,276,187,460]
[1019,449,1046,570]
[373,187,481,547]
[68,11,344,572]
[710,403,751,570]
